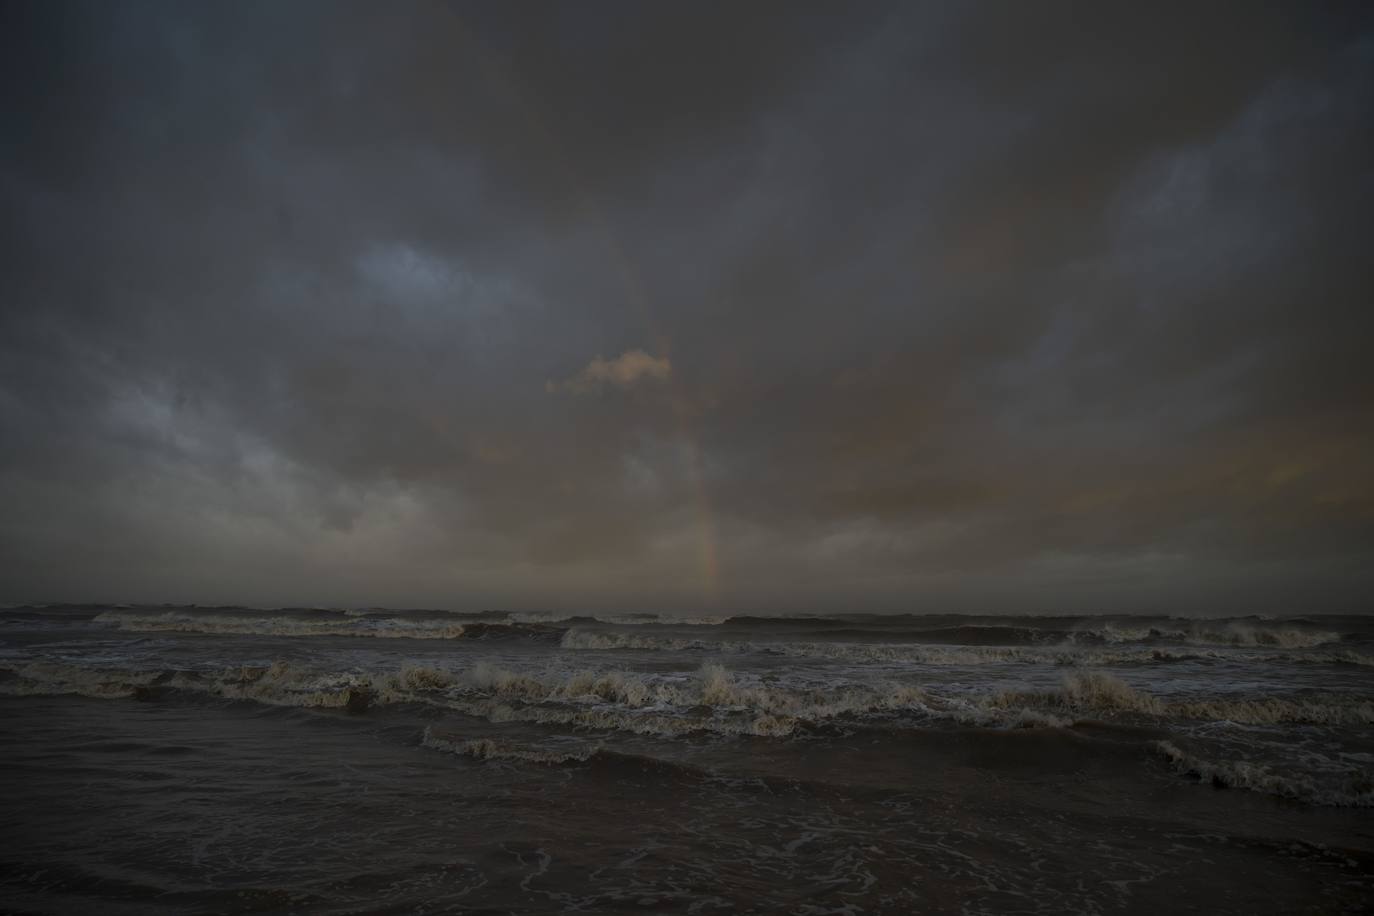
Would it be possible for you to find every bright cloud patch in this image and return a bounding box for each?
[551,349,672,394]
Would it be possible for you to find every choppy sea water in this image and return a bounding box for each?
[2,605,1372,914]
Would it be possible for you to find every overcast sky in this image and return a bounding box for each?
[2,1,1372,613]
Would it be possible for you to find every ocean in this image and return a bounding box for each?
[1,606,1371,914]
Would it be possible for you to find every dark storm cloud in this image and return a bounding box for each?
[2,0,1371,611]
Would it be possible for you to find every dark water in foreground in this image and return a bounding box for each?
[2,606,1372,914]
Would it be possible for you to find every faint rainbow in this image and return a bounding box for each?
[436,11,721,603]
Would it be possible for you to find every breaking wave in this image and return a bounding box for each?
[8,659,1370,734]
[0,658,929,737]
[8,658,1372,806]
[987,672,1166,716]
[436,660,931,738]
[1155,740,1374,807]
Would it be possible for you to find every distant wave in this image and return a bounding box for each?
[11,607,1351,654]
[94,610,557,641]
[560,626,1217,665]
[559,629,712,652]
[557,627,1371,668]
[892,622,1342,649]
[508,612,731,627]
[1083,623,1341,649]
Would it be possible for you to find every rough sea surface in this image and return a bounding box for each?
[2,605,1372,914]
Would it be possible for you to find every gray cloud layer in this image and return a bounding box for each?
[2,1,1371,612]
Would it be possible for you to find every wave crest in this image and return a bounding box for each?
[1155,740,1374,807]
